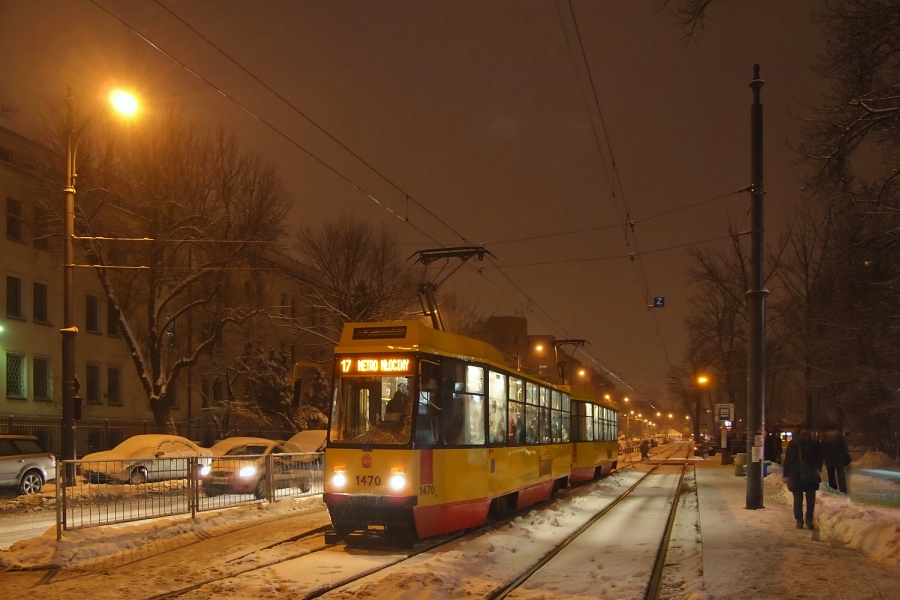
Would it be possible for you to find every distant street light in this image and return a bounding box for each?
[61,87,139,478]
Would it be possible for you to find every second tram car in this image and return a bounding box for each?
[323,321,618,544]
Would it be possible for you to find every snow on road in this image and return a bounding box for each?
[1,446,898,600]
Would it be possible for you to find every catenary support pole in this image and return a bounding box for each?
[746,65,767,509]
[61,89,78,484]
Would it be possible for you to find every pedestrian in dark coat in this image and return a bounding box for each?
[782,429,824,530]
[821,424,849,493]
[764,430,782,464]
[639,439,650,460]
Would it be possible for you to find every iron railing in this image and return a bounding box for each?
[56,451,323,539]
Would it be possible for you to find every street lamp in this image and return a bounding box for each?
[61,87,138,477]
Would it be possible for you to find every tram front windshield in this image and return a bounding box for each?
[330,373,414,445]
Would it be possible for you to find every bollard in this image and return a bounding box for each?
[734,452,747,476]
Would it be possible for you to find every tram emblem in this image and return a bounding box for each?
[362,455,372,469]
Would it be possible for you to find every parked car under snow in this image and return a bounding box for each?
[80,434,212,485]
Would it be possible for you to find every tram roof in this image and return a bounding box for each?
[336,320,507,366]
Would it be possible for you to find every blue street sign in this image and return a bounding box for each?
[652,296,665,308]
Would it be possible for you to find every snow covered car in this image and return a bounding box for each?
[0,434,56,495]
[80,434,212,485]
[204,438,312,499]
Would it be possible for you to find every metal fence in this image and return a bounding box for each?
[56,451,323,539]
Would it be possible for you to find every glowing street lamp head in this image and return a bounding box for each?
[623,396,629,402]
[535,344,543,352]
[109,90,138,116]
[604,394,611,400]
[578,369,586,376]
[697,375,709,385]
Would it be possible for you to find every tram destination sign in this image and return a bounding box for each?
[339,356,413,375]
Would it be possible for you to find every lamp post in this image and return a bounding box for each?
[61,88,138,479]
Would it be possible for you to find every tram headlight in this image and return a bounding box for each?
[239,465,257,478]
[389,469,406,491]
[332,468,347,489]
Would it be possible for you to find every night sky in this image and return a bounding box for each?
[0,0,828,407]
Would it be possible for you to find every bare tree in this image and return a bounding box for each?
[295,215,419,346]
[797,0,900,454]
[35,108,290,433]
[663,0,724,40]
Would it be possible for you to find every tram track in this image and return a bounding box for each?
[151,444,689,600]
[307,442,692,600]
[486,442,693,600]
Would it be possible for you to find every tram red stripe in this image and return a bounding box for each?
[516,479,554,510]
[569,466,596,483]
[414,498,491,538]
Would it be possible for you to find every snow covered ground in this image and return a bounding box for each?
[0,447,897,600]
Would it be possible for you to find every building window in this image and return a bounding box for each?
[212,380,223,402]
[6,198,23,242]
[33,205,50,250]
[6,275,23,319]
[86,363,101,404]
[290,296,298,319]
[6,353,25,398]
[107,299,119,336]
[85,295,99,333]
[33,357,50,401]
[107,366,121,405]
[33,282,49,324]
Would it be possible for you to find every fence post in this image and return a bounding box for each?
[266,453,274,501]
[56,465,63,541]
[189,456,197,519]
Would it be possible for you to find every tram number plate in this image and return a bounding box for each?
[356,475,381,486]
[419,484,435,496]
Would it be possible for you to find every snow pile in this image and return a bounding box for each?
[765,465,900,566]
[853,451,900,470]
[0,495,324,570]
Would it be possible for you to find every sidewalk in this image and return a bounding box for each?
[692,460,900,600]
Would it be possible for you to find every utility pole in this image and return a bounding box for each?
[746,65,767,509]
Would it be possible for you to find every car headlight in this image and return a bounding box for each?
[200,465,211,476]
[389,469,406,491]
[239,465,257,478]
[332,468,347,489]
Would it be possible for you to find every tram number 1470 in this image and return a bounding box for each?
[356,475,381,486]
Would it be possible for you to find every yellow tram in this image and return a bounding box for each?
[323,321,618,544]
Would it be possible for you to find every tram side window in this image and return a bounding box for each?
[508,377,525,444]
[550,390,562,443]
[416,361,441,446]
[584,403,594,441]
[525,382,539,444]
[488,371,507,444]
[561,394,571,442]
[441,360,485,446]
[539,387,551,443]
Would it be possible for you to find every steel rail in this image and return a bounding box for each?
[489,442,690,600]
[644,461,691,600]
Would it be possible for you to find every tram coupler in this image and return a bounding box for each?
[325,526,415,549]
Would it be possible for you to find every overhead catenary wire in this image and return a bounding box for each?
[487,187,748,247]
[88,0,706,398]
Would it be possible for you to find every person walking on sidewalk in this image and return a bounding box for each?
[639,439,650,460]
[783,428,824,530]
[821,424,850,493]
